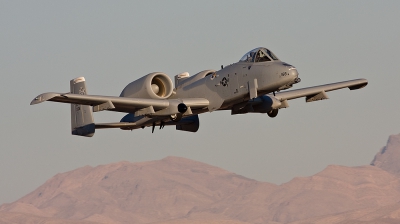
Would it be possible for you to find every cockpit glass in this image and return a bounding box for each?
[266,49,278,60]
[239,47,278,62]
[255,49,271,62]
[239,49,257,62]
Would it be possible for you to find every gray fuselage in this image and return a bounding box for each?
[174,60,299,111]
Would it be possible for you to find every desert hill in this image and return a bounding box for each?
[184,164,400,223]
[289,202,400,224]
[0,157,277,224]
[1,160,400,223]
[1,133,400,224]
[0,211,98,224]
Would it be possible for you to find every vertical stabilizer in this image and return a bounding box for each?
[70,77,95,137]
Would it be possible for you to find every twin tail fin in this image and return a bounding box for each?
[70,77,95,137]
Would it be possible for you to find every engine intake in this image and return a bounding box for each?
[120,72,173,99]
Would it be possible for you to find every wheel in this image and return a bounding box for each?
[267,109,278,118]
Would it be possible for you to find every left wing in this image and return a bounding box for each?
[272,78,368,103]
[30,77,208,136]
[31,92,209,114]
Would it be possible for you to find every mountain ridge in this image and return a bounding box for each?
[371,133,400,177]
[2,134,400,224]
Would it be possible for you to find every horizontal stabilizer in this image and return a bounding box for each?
[95,114,200,132]
[95,122,138,129]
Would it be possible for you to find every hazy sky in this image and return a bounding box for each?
[1,1,400,204]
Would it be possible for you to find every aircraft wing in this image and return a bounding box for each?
[30,92,209,114]
[272,78,368,103]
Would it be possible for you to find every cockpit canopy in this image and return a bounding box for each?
[239,47,279,63]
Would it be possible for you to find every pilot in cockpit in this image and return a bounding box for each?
[255,50,271,62]
[240,48,279,63]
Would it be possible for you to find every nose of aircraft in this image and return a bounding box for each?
[289,67,298,77]
[290,68,301,84]
[282,62,301,84]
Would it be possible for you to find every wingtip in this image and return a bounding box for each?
[349,78,368,90]
[359,78,368,85]
[30,95,43,105]
[30,92,61,105]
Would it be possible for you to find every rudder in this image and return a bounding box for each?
[70,77,95,137]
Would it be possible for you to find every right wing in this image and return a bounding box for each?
[272,78,368,103]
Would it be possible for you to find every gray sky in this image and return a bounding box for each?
[1,1,399,204]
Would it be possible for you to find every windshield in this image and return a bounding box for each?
[239,47,279,62]
[266,49,278,60]
[255,49,271,62]
[239,48,258,62]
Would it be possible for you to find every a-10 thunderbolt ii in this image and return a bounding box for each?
[31,47,368,137]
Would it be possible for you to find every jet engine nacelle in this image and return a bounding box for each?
[120,72,173,99]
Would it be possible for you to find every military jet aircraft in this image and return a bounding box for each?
[31,47,368,137]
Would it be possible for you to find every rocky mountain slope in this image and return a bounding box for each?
[0,157,277,224]
[0,211,98,224]
[1,133,400,224]
[289,202,400,224]
[371,133,400,176]
[183,164,400,223]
